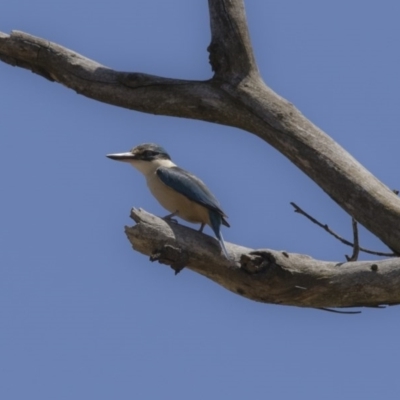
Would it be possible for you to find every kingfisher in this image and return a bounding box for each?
[107,143,230,258]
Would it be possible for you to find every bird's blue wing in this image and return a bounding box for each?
[158,166,230,258]
[156,166,227,217]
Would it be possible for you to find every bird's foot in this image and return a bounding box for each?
[163,211,179,224]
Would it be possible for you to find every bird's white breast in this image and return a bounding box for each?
[146,170,210,225]
[129,158,210,225]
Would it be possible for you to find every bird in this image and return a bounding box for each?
[106,143,230,258]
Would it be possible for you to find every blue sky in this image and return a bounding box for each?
[2,1,400,399]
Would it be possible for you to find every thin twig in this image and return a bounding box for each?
[318,308,361,314]
[345,218,360,261]
[290,202,396,257]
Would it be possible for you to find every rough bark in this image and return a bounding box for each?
[1,0,399,309]
[127,209,400,309]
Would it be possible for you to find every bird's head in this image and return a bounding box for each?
[107,143,174,174]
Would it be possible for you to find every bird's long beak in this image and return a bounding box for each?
[106,152,137,162]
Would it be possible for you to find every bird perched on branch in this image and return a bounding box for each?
[107,143,230,258]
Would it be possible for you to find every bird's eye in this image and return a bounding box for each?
[143,150,156,158]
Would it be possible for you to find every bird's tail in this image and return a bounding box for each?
[221,216,230,228]
[217,231,229,259]
[209,211,229,259]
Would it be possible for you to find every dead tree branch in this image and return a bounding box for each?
[2,10,400,252]
[291,202,396,257]
[346,219,360,262]
[2,1,400,307]
[127,208,400,310]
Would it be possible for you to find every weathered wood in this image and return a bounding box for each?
[1,0,400,308]
[127,209,400,309]
[1,21,399,254]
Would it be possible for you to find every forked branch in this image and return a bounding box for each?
[2,1,400,308]
[1,2,400,252]
[290,202,396,258]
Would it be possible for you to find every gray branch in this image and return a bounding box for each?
[127,209,400,310]
[2,1,400,308]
